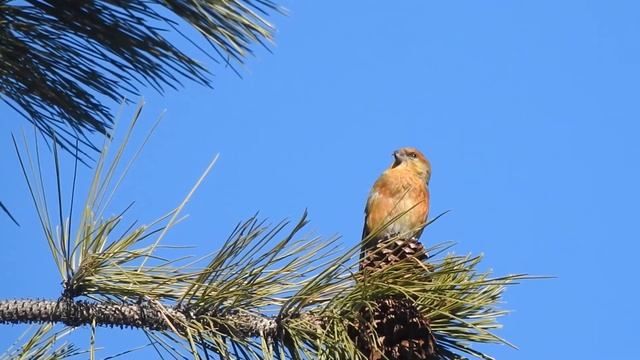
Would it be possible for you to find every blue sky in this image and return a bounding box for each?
[1,1,638,359]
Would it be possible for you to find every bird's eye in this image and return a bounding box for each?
[409,153,417,158]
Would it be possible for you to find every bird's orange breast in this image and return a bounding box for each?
[364,166,429,241]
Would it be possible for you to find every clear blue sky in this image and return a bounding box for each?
[1,1,638,359]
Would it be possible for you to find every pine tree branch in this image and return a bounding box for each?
[0,299,279,338]
[6,110,534,359]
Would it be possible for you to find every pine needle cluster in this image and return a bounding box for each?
[0,0,281,153]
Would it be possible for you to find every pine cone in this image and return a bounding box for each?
[360,237,429,270]
[352,296,437,360]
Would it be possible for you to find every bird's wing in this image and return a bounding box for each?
[361,187,374,260]
[362,200,370,240]
[361,175,385,260]
[361,172,395,243]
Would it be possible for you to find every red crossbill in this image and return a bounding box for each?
[362,147,431,257]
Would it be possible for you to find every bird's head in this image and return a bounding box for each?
[391,147,432,184]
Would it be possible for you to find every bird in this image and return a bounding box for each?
[361,147,431,261]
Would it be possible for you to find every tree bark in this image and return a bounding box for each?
[0,299,277,337]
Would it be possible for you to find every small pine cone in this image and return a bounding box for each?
[361,237,429,270]
[352,296,438,360]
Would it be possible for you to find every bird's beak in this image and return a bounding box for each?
[391,151,402,167]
